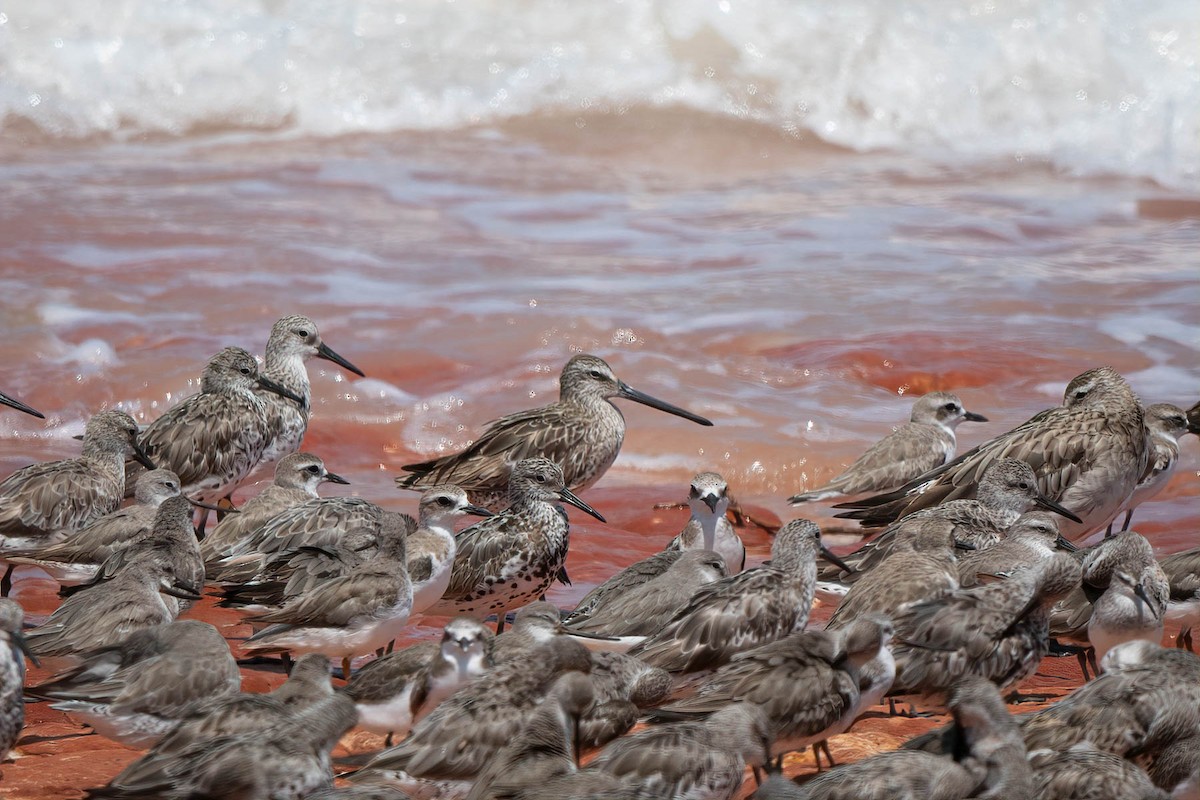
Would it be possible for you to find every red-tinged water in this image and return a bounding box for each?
[1,119,1199,796]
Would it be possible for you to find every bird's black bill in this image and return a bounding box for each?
[963,411,988,422]
[132,444,157,470]
[1054,536,1078,553]
[464,504,494,518]
[1133,582,1153,607]
[323,471,351,485]
[316,342,366,377]
[701,494,720,514]
[0,391,44,419]
[1187,400,1200,435]
[160,581,204,601]
[256,375,306,406]
[11,630,40,668]
[187,497,238,513]
[557,487,606,523]
[617,382,712,427]
[952,539,977,551]
[1033,494,1083,524]
[819,544,854,575]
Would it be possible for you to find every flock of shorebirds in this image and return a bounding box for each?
[0,313,1198,799]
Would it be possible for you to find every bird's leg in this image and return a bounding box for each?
[375,647,385,659]
[495,615,506,635]
[281,652,293,674]
[1086,648,1099,677]
[1121,510,1134,532]
[0,565,12,597]
[342,657,352,681]
[386,640,396,654]
[217,494,235,522]
[815,740,836,770]
[385,732,394,748]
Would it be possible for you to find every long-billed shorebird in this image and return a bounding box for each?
[790,391,987,505]
[241,511,413,678]
[257,314,365,465]
[1112,402,1193,532]
[666,472,745,573]
[132,347,304,510]
[566,549,684,623]
[629,518,850,675]
[835,366,1148,540]
[4,468,182,587]
[423,458,605,632]
[200,452,349,571]
[29,620,241,748]
[345,617,494,744]
[0,408,153,594]
[0,390,43,419]
[396,354,712,510]
[1,599,35,760]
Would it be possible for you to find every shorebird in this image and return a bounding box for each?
[351,637,592,795]
[956,511,1075,587]
[308,788,416,800]
[587,702,772,800]
[257,313,365,465]
[396,354,712,510]
[1189,400,1200,435]
[24,543,203,667]
[1148,733,1200,796]
[403,485,492,615]
[629,518,851,675]
[0,389,43,418]
[465,672,595,800]
[423,458,605,632]
[29,620,240,748]
[200,452,348,570]
[580,650,672,747]
[566,549,684,623]
[824,516,960,632]
[0,408,153,594]
[1159,547,1200,650]
[241,510,413,678]
[1030,746,1169,800]
[86,691,357,800]
[790,391,987,505]
[652,617,892,770]
[3,468,182,586]
[835,366,1148,540]
[345,617,494,744]
[889,551,1082,707]
[0,599,35,760]
[665,472,745,573]
[1111,402,1192,532]
[566,549,727,641]
[131,346,305,510]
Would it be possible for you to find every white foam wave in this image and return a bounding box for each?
[1,0,1196,186]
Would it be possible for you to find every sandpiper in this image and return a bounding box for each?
[580,649,672,748]
[30,620,240,748]
[308,788,417,800]
[200,452,349,571]
[345,617,494,744]
[666,472,745,573]
[587,702,772,800]
[835,366,1149,540]
[956,511,1075,587]
[1112,402,1192,532]
[242,511,413,678]
[465,672,595,800]
[629,518,851,675]
[1158,547,1200,650]
[423,458,605,632]
[25,543,203,667]
[87,691,357,800]
[351,637,592,794]
[566,549,727,641]
[1030,746,1169,800]
[790,391,987,505]
[396,354,712,510]
[653,617,891,770]
[257,314,365,465]
[0,389,43,418]
[566,549,683,623]
[3,468,182,586]
[889,552,1082,706]
[132,347,305,510]
[0,408,153,594]
[0,599,35,760]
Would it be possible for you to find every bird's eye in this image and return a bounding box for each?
[1017,482,1030,490]
[297,329,310,339]
[167,483,177,491]
[436,496,453,507]
[306,465,321,474]
[535,474,546,483]
[588,370,604,379]
[943,403,958,412]
[239,367,251,375]
[1074,389,1088,399]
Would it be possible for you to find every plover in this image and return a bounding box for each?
[0,389,43,418]
[1112,402,1192,532]
[4,468,182,587]
[29,620,240,748]
[0,408,153,594]
[836,366,1149,540]
[0,599,35,760]
[241,510,413,678]
[132,346,304,507]
[345,617,494,744]
[629,518,850,675]
[790,391,987,505]
[665,472,745,573]
[396,354,712,510]
[403,485,492,615]
[423,458,605,632]
[200,452,349,571]
[257,314,365,465]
